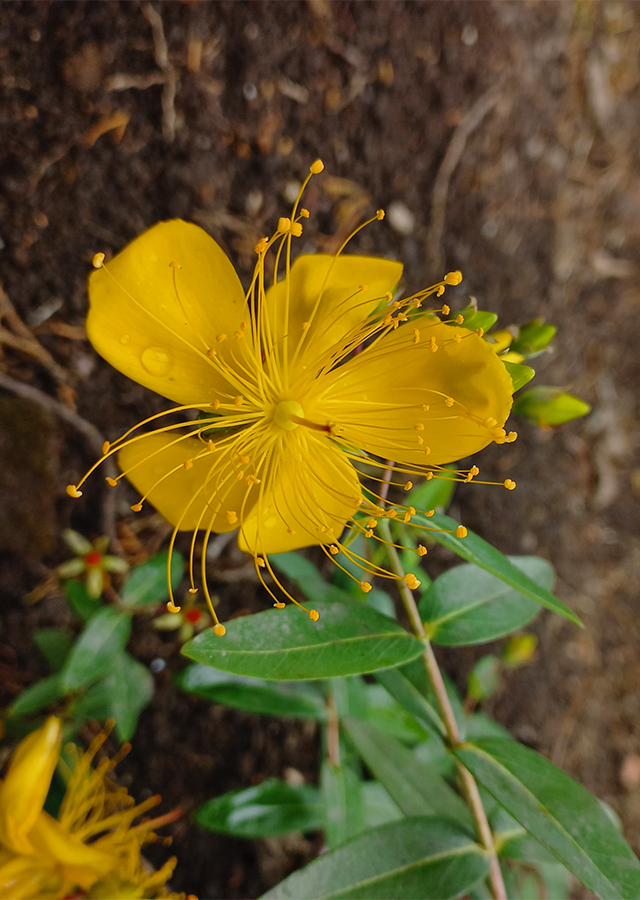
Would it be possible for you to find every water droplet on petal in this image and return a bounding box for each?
[141,346,171,377]
[120,334,130,345]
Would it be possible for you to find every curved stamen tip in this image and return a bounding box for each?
[105,477,118,487]
[66,484,83,498]
[360,581,372,593]
[131,502,143,512]
[167,601,181,613]
[444,270,463,286]
[405,573,421,590]
[213,623,226,636]
[455,525,468,539]
[274,600,286,609]
[102,440,110,454]
[308,609,320,622]
[310,158,324,174]
[92,252,105,268]
[376,209,385,220]
[504,479,517,491]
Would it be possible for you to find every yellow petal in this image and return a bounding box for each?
[238,432,362,554]
[0,851,60,900]
[118,432,258,533]
[265,254,403,370]
[28,811,113,889]
[312,319,513,467]
[87,220,249,406]
[0,717,61,855]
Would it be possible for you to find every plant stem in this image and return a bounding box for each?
[379,520,507,900]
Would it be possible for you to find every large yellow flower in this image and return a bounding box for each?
[0,718,180,900]
[68,160,514,632]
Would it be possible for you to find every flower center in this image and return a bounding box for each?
[273,400,305,431]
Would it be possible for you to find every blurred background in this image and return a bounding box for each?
[1,1,639,896]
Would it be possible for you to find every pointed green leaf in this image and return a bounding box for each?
[33,628,74,673]
[502,360,535,392]
[513,387,591,427]
[322,759,365,850]
[374,666,444,739]
[120,550,184,608]
[342,717,473,830]
[72,651,153,741]
[183,598,423,681]
[9,673,65,717]
[61,607,131,692]
[195,779,323,838]
[64,579,102,622]
[175,664,325,719]
[260,817,490,900]
[420,556,553,646]
[361,782,403,830]
[454,738,640,900]
[510,322,557,357]
[414,513,580,625]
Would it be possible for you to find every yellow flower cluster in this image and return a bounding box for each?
[0,718,181,900]
[67,160,514,632]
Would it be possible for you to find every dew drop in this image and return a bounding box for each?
[141,346,171,377]
[120,334,130,345]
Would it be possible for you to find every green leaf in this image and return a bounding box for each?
[513,387,591,427]
[322,759,365,850]
[510,322,557,358]
[183,598,423,681]
[33,628,74,672]
[61,608,131,692]
[415,513,581,625]
[374,666,444,739]
[8,673,65,717]
[195,779,323,838]
[454,738,640,900]
[420,556,553,646]
[120,550,184,609]
[260,817,490,900]
[64,579,102,622]
[72,651,153,741]
[175,664,325,719]
[342,717,473,830]
[363,683,432,744]
[502,360,535,392]
[451,304,498,334]
[467,656,502,702]
[361,782,403,830]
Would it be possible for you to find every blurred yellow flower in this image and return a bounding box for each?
[68,160,514,632]
[0,718,181,900]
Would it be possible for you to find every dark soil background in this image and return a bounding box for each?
[1,1,640,898]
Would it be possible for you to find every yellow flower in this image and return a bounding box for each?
[68,160,514,632]
[0,718,180,900]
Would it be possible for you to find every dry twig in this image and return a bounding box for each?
[142,2,178,142]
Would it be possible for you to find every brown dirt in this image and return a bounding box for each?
[1,1,640,897]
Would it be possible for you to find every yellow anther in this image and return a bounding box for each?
[417,436,424,446]
[235,330,245,338]
[277,216,292,232]
[207,440,216,452]
[291,222,303,237]
[383,314,393,326]
[426,472,434,481]
[455,332,462,344]
[302,321,310,330]
[437,285,445,297]
[101,440,110,454]
[476,327,484,337]
[213,624,226,636]
[418,545,427,557]
[183,459,194,470]
[188,587,198,594]
[430,336,438,352]
[300,208,310,218]
[403,511,412,524]
[329,545,339,556]
[386,508,397,518]
[66,484,83,498]
[310,158,324,174]
[309,609,320,622]
[226,510,238,524]
[445,397,454,408]
[405,573,421,590]
[286,527,296,535]
[235,471,244,481]
[169,260,182,269]
[376,209,385,220]
[92,252,105,268]
[256,557,266,568]
[167,600,181,613]
[506,431,517,443]
[444,270,463,285]
[455,525,468,538]
[359,284,368,292]
[367,518,377,529]
[245,474,260,485]
[484,417,498,428]
[241,320,249,330]
[413,329,420,344]
[408,506,416,516]
[360,581,372,593]
[233,396,244,407]
[404,481,413,491]
[131,502,143,512]
[212,400,220,410]
[274,600,286,609]
[216,333,227,343]
[422,404,430,412]
[415,423,424,431]
[386,292,393,302]
[492,426,506,438]
[365,529,374,538]
[504,479,517,491]
[254,237,269,254]
[455,314,464,325]
[206,347,216,358]
[425,508,435,517]
[441,304,450,315]
[106,477,118,487]
[470,466,479,476]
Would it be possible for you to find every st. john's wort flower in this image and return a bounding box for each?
[67,160,515,634]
